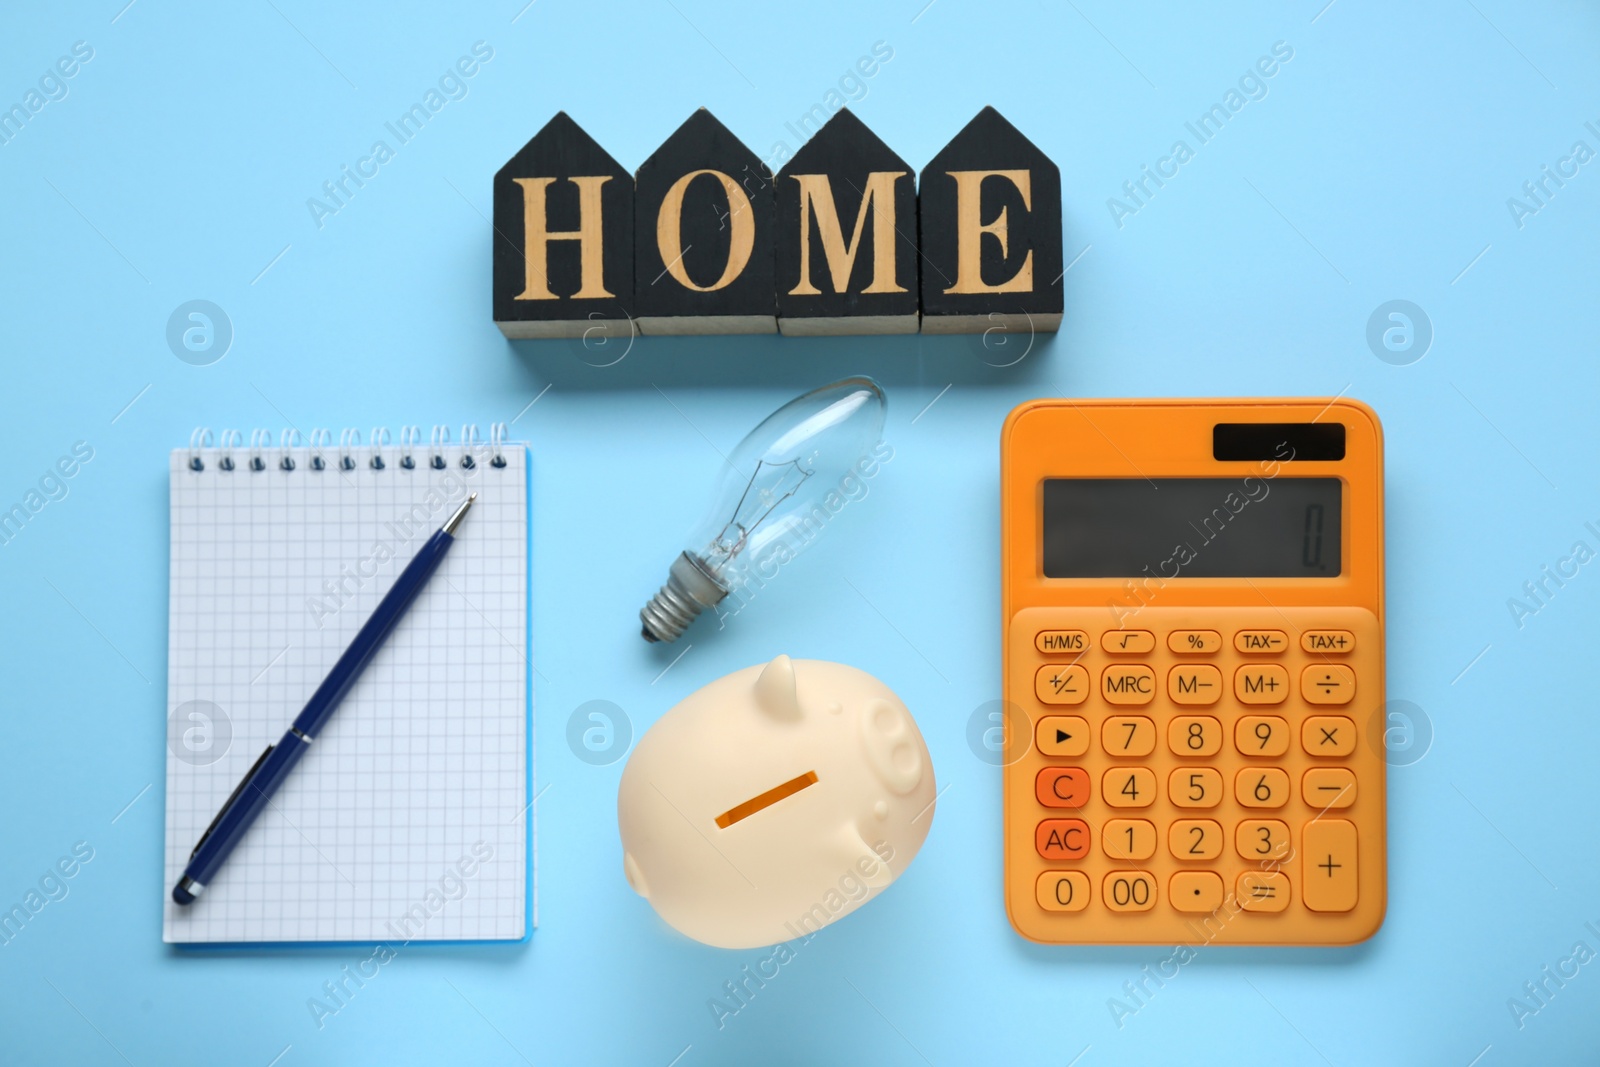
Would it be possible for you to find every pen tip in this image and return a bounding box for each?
[443,493,476,535]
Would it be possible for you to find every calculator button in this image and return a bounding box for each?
[1302,664,1357,705]
[1102,629,1155,654]
[1035,767,1090,808]
[1235,716,1289,757]
[1035,870,1090,912]
[1235,665,1289,704]
[1103,819,1157,860]
[1236,768,1290,808]
[1101,716,1156,757]
[1034,664,1088,705]
[1103,871,1157,912]
[1101,665,1156,705]
[1167,666,1222,706]
[1302,768,1357,809]
[1168,630,1222,654]
[1234,630,1288,654]
[1103,767,1157,808]
[1302,716,1356,756]
[1035,819,1090,860]
[1303,819,1359,911]
[1169,819,1223,860]
[1036,715,1089,758]
[1170,871,1224,913]
[1168,767,1222,808]
[1235,819,1292,862]
[1168,716,1222,757]
[1035,630,1090,655]
[1301,629,1355,654]
[1237,871,1290,912]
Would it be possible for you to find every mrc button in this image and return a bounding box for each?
[1101,665,1155,704]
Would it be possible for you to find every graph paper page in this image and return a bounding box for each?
[162,443,531,943]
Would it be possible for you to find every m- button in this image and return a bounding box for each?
[1102,665,1156,705]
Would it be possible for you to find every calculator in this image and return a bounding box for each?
[1000,399,1386,945]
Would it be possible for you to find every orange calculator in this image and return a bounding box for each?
[1001,399,1386,945]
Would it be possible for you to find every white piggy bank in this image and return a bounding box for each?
[617,655,936,949]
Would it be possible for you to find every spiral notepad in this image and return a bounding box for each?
[162,426,533,944]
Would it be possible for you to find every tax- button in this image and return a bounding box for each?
[1235,665,1289,704]
[1168,665,1222,705]
[1234,629,1287,653]
[1302,716,1356,756]
[1035,819,1089,860]
[1035,664,1088,705]
[1301,630,1355,653]
[1036,715,1088,758]
[1302,665,1356,705]
[1035,767,1090,808]
[1303,819,1358,911]
[1035,630,1089,654]
[1102,665,1155,705]
[1102,629,1155,654]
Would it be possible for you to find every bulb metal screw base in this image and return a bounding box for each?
[641,552,729,643]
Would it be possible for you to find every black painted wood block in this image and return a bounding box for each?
[494,112,634,339]
[775,109,919,336]
[634,109,776,335]
[918,106,1062,335]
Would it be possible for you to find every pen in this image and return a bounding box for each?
[172,492,477,905]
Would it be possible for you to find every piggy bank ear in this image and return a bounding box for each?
[753,655,801,720]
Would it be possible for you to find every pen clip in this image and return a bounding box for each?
[189,745,275,859]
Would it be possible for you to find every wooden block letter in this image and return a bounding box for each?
[494,112,634,339]
[918,107,1062,335]
[634,109,775,335]
[775,109,919,335]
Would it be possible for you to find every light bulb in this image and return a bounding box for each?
[640,376,887,643]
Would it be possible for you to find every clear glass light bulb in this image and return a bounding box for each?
[640,376,887,642]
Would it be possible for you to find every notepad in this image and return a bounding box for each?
[162,432,532,944]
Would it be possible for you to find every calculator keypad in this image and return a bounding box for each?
[1010,606,1383,944]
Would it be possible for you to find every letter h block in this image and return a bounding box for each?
[494,112,634,339]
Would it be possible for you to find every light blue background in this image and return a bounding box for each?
[2,1,1597,1063]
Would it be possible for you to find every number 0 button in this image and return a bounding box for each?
[1035,870,1090,912]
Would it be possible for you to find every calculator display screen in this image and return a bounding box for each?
[1042,477,1341,578]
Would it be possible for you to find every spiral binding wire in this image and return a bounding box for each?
[184,425,513,472]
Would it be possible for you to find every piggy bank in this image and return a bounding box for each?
[617,655,935,948]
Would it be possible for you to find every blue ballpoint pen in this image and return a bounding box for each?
[172,492,477,905]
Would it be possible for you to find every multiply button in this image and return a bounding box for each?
[1102,665,1156,705]
[1036,715,1089,758]
[1035,630,1089,654]
[1035,819,1089,860]
[1102,629,1155,654]
[1035,870,1090,912]
[1035,767,1090,808]
[1302,716,1356,756]
[1235,665,1289,704]
[1035,664,1088,705]
[1235,630,1287,653]
[1168,665,1222,706]
[1303,819,1358,911]
[1301,630,1355,653]
[1302,664,1356,705]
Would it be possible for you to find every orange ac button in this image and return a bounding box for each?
[1036,819,1089,860]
